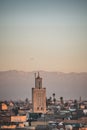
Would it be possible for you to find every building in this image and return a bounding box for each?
[0,102,8,111]
[32,72,46,113]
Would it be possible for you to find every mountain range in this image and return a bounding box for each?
[0,70,87,101]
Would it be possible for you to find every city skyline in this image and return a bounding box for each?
[0,70,87,100]
[0,0,87,72]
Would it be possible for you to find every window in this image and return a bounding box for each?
[37,107,39,110]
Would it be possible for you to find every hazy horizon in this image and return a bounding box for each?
[0,0,87,72]
[0,70,87,101]
[0,69,87,73]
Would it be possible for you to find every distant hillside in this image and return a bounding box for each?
[0,70,87,100]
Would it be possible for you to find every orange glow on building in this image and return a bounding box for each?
[11,116,26,122]
[1,103,8,110]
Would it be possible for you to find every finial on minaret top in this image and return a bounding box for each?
[38,72,40,78]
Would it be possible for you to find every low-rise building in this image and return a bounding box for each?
[0,102,8,111]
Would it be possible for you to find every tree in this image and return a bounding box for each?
[64,102,68,107]
[25,98,29,104]
[46,97,52,105]
[52,93,56,104]
[53,98,56,104]
[53,93,55,99]
[60,97,64,104]
[74,99,78,109]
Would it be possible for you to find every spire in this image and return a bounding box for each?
[37,72,40,78]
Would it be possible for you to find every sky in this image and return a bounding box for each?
[0,0,87,72]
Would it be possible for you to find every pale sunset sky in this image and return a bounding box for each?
[0,0,87,72]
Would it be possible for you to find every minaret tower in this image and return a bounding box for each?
[32,72,46,113]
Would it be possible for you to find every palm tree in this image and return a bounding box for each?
[53,93,55,99]
[49,96,52,102]
[60,97,63,104]
[53,93,56,104]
